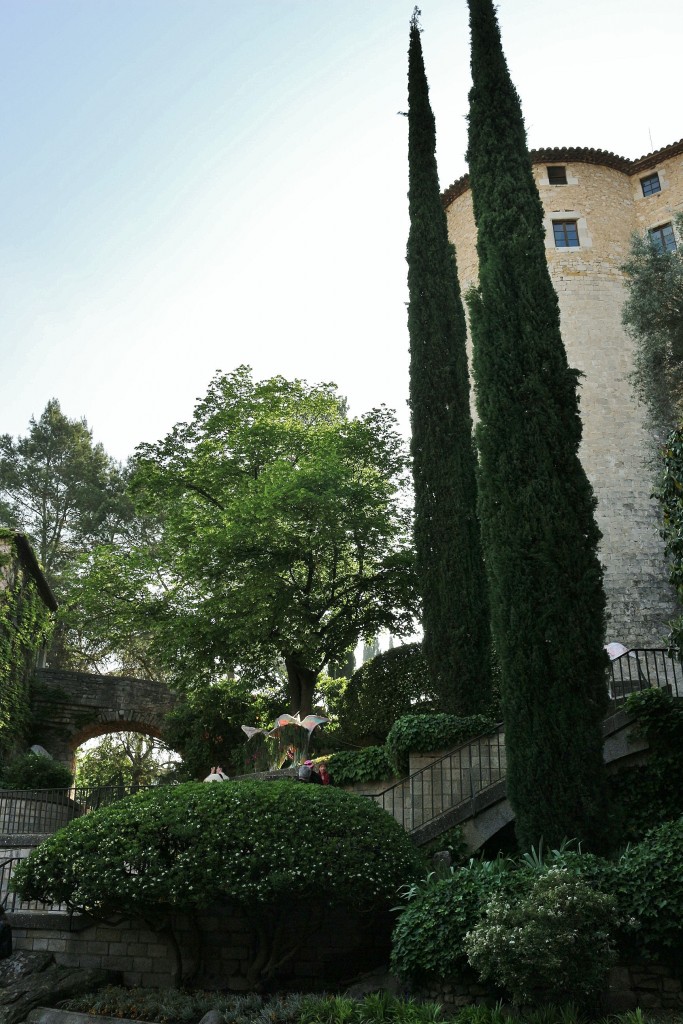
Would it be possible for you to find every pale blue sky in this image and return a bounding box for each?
[2,0,682,461]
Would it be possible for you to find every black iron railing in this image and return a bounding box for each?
[0,782,157,835]
[368,724,506,834]
[0,855,67,913]
[608,648,682,703]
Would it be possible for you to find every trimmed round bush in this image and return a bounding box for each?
[13,779,425,988]
[336,643,434,744]
[464,867,617,1007]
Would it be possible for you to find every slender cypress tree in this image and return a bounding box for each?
[406,12,491,714]
[465,0,611,850]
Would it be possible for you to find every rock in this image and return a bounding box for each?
[198,1012,227,1024]
[344,966,403,998]
[0,951,54,987]
[0,962,118,1024]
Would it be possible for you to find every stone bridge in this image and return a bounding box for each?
[29,669,178,769]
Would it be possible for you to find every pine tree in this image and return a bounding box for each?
[465,0,610,850]
[406,12,491,714]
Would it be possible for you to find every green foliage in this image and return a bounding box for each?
[0,750,72,789]
[69,368,417,715]
[657,430,683,652]
[336,643,434,744]
[464,868,617,1007]
[465,0,610,853]
[608,688,683,841]
[617,816,683,958]
[406,16,491,716]
[163,678,283,781]
[420,825,468,867]
[385,713,496,776]
[325,745,395,786]
[0,536,54,759]
[60,990,447,1024]
[621,212,683,437]
[390,857,526,986]
[13,779,422,914]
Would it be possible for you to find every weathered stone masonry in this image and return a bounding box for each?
[443,139,683,647]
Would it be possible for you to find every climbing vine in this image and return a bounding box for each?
[0,532,54,760]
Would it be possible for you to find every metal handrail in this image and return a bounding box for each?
[0,855,67,913]
[0,782,162,835]
[608,647,682,702]
[368,723,506,834]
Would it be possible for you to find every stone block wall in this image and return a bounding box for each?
[8,902,390,991]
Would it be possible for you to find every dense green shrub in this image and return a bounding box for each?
[13,779,422,987]
[609,688,683,842]
[617,816,683,958]
[325,745,395,785]
[336,644,435,744]
[464,868,617,1007]
[0,751,72,789]
[390,858,527,985]
[386,714,496,776]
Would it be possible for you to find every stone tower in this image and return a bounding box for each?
[442,139,683,647]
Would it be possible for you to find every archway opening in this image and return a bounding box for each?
[73,729,181,793]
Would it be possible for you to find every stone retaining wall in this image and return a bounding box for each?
[8,903,389,991]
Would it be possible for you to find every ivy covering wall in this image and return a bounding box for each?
[0,530,54,760]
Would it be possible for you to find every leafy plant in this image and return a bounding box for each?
[325,746,395,786]
[464,867,617,1007]
[385,714,496,776]
[390,856,527,985]
[616,815,683,957]
[0,750,72,789]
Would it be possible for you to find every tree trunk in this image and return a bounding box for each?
[284,655,317,717]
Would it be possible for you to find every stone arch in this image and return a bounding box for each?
[29,668,178,770]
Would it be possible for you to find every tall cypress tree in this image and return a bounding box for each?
[465,0,611,850]
[407,12,491,714]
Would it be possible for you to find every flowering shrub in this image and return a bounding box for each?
[464,868,617,1007]
[12,778,423,987]
[390,857,527,985]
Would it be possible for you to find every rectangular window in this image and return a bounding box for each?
[649,222,677,253]
[640,172,661,197]
[547,165,568,185]
[553,220,580,247]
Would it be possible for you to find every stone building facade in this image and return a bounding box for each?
[442,138,683,647]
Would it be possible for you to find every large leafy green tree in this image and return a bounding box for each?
[621,212,683,439]
[465,0,610,850]
[406,14,491,714]
[72,368,417,716]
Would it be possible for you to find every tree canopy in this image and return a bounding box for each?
[71,368,417,715]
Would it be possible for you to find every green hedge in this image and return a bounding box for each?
[0,751,72,790]
[385,713,497,776]
[325,746,395,786]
